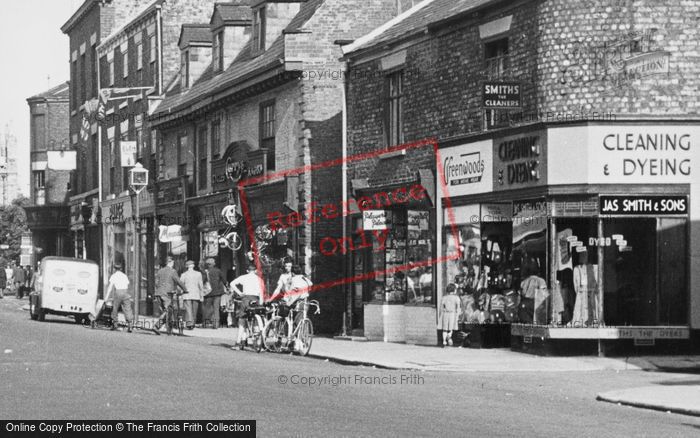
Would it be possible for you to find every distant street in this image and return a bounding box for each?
[1,297,699,437]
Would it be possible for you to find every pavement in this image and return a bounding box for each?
[15,299,700,417]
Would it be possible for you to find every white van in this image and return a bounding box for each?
[29,257,99,323]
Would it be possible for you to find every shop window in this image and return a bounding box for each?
[385,71,404,147]
[260,100,275,170]
[601,217,687,326]
[485,37,509,79]
[366,209,435,305]
[552,218,600,327]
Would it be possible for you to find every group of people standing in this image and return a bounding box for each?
[0,261,34,299]
[104,255,312,340]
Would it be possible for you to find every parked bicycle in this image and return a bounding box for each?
[232,296,267,352]
[165,291,185,336]
[263,299,320,356]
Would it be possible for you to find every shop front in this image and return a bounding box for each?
[101,196,134,297]
[438,122,699,354]
[348,163,437,345]
[156,176,189,273]
[188,191,241,283]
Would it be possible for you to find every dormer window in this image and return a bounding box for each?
[180,50,190,89]
[213,31,224,71]
[252,6,266,52]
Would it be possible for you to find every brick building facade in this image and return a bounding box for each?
[150,0,399,333]
[24,82,74,262]
[342,0,700,350]
[61,0,158,272]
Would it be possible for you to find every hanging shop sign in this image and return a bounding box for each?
[363,210,387,230]
[407,210,429,231]
[439,140,493,198]
[493,130,547,191]
[120,141,137,167]
[588,125,698,184]
[158,224,187,243]
[482,82,521,108]
[599,195,688,215]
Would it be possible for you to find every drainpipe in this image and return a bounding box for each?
[340,61,349,337]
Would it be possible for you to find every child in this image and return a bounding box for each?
[439,283,461,347]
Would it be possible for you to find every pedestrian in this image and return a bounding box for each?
[24,266,33,298]
[0,263,6,299]
[203,258,227,329]
[13,261,26,299]
[180,260,204,330]
[439,283,461,347]
[230,263,264,349]
[153,256,189,335]
[104,263,133,332]
[271,257,293,302]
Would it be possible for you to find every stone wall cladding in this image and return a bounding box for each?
[536,0,700,115]
[347,0,700,159]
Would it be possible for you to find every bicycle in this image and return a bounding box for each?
[232,296,267,352]
[263,299,320,356]
[164,291,185,336]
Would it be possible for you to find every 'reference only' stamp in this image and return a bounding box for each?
[237,138,461,301]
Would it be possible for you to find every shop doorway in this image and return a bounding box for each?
[603,218,656,326]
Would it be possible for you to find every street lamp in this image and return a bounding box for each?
[129,162,148,319]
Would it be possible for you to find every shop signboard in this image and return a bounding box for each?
[439,139,493,198]
[512,199,547,245]
[588,125,699,184]
[549,198,599,217]
[599,195,688,215]
[493,130,547,191]
[482,82,521,108]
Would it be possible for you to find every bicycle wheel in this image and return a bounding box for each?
[296,319,313,356]
[252,315,264,353]
[263,318,283,352]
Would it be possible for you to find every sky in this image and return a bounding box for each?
[0,0,81,197]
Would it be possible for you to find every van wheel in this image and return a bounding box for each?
[29,301,38,320]
[38,307,46,322]
[74,314,89,325]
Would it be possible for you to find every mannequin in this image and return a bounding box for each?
[572,250,598,326]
